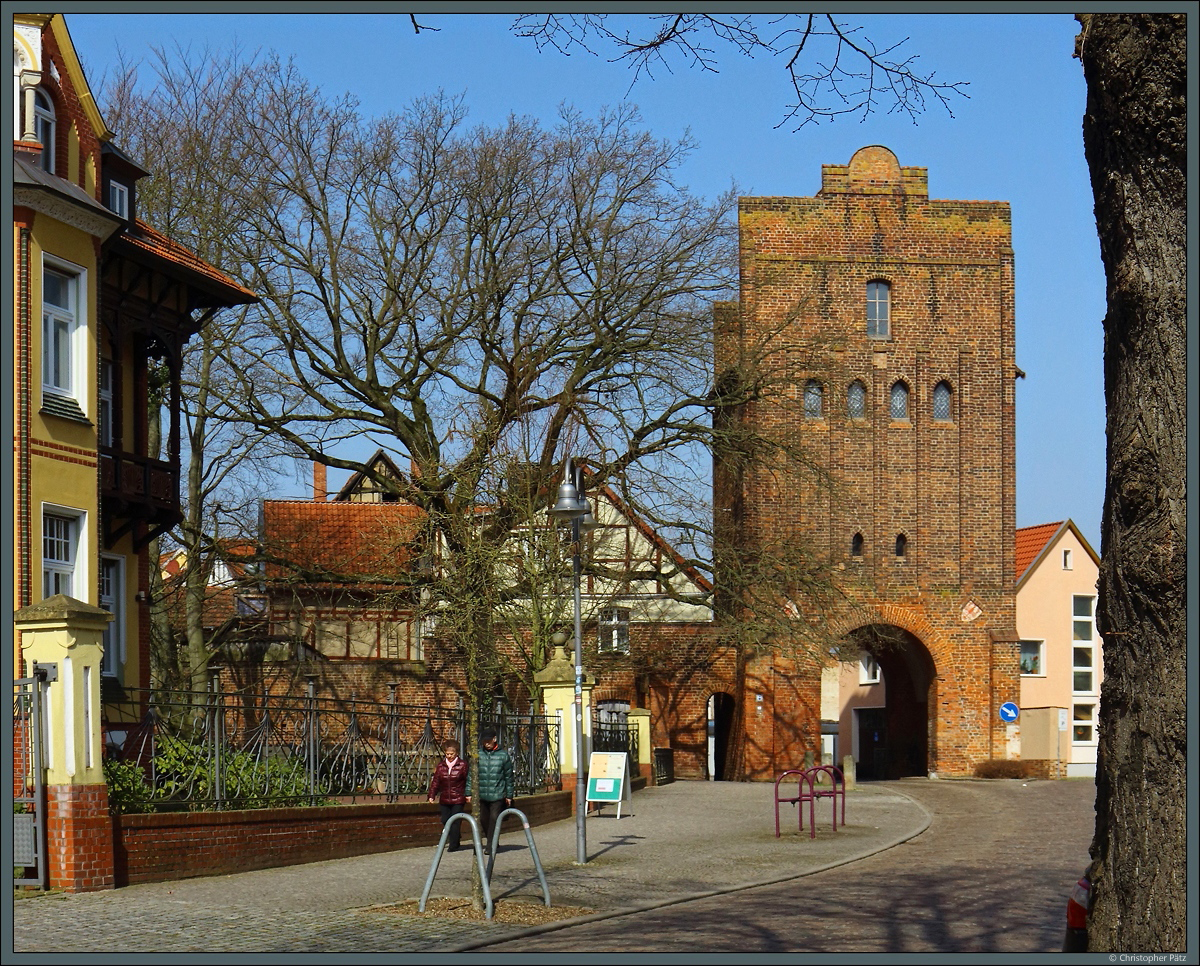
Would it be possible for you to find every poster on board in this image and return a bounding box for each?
[586,751,632,818]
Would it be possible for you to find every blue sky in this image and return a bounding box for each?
[65,11,1107,549]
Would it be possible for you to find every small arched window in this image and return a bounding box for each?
[933,381,953,421]
[34,88,54,173]
[890,381,909,420]
[847,380,866,419]
[803,379,823,419]
[867,280,890,338]
[851,532,864,557]
[895,533,908,557]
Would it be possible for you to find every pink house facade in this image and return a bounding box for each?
[1013,520,1103,778]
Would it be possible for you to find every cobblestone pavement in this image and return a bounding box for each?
[10,778,1093,958]
[478,778,1096,954]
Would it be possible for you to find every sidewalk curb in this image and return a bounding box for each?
[447,787,934,952]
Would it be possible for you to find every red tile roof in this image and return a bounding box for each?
[1015,521,1065,582]
[262,500,425,582]
[122,219,258,304]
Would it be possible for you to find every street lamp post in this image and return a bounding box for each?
[548,457,595,865]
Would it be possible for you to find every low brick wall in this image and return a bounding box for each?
[1020,758,1068,780]
[112,790,572,887]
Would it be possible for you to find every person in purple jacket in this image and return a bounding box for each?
[427,740,470,851]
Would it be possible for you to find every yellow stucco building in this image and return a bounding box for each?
[13,14,255,692]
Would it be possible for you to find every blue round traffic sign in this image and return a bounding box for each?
[999,701,1020,722]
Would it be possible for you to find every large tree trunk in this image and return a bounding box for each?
[1075,14,1186,952]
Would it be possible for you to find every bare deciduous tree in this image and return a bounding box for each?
[104,47,285,692]
[509,13,967,128]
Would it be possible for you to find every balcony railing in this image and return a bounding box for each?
[100,448,179,509]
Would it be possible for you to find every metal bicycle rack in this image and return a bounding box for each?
[419,806,550,919]
[485,807,551,907]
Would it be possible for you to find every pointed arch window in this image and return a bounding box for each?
[847,380,866,419]
[933,381,953,421]
[890,381,909,420]
[867,280,890,338]
[803,379,824,419]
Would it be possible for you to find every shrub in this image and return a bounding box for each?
[973,758,1032,779]
[105,737,330,813]
[102,758,156,814]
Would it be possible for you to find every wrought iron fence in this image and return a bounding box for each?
[592,719,638,761]
[101,677,560,814]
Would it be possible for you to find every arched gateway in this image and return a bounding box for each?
[842,625,937,779]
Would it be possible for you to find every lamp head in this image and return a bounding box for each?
[548,479,583,521]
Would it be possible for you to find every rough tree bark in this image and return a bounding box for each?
[1075,13,1186,953]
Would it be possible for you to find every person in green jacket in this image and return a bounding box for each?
[470,727,514,855]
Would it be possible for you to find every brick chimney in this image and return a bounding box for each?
[313,462,327,501]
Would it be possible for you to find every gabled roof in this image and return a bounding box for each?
[592,481,714,595]
[261,500,425,584]
[110,219,259,309]
[333,449,408,502]
[1015,519,1100,588]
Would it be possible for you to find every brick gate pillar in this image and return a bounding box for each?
[15,595,115,892]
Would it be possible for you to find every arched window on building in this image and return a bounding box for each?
[933,381,953,421]
[847,380,866,419]
[34,87,55,173]
[803,379,824,419]
[867,280,890,338]
[890,380,909,420]
[851,532,864,557]
[895,533,908,557]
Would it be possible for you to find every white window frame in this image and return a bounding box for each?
[41,255,87,410]
[34,87,54,172]
[859,652,881,685]
[1072,701,1098,745]
[108,180,129,219]
[1062,549,1073,570]
[1072,595,1096,695]
[1019,639,1045,677]
[42,505,86,600]
[598,607,631,654]
[100,554,125,677]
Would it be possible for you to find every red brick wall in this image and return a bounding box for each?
[111,791,572,886]
[40,24,103,192]
[46,783,116,892]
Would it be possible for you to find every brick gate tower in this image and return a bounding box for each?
[715,146,1020,779]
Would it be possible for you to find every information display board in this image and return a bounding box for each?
[586,751,632,818]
